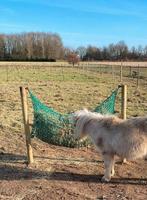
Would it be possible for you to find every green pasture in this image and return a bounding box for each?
[0,63,147,119]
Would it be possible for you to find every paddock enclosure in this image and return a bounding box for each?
[0,61,147,200]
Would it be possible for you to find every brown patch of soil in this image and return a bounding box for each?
[0,74,147,199]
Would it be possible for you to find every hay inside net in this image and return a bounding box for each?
[29,88,119,148]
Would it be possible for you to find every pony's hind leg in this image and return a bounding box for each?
[111,161,115,176]
[102,154,115,182]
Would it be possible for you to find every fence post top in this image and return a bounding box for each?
[20,86,29,91]
[118,84,127,88]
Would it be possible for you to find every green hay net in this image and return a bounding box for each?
[29,87,119,148]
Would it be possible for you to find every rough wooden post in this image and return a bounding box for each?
[6,66,9,82]
[121,84,127,120]
[61,65,64,81]
[129,66,132,77]
[20,87,34,164]
[111,65,114,80]
[120,62,123,82]
[137,64,140,89]
[121,84,127,163]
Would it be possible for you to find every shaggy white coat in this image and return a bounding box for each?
[73,109,147,181]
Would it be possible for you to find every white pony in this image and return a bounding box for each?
[73,109,147,182]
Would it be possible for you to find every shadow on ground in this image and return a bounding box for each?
[0,152,102,164]
[0,153,147,186]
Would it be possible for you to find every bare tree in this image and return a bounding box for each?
[1,33,147,61]
[67,52,80,67]
[0,34,5,60]
[115,41,128,60]
[76,46,86,60]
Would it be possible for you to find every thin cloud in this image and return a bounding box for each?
[39,1,147,20]
[5,0,147,19]
[0,23,24,28]
[0,7,14,15]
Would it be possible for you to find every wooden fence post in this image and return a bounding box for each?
[111,65,114,80]
[121,84,127,120]
[6,66,9,82]
[20,87,34,164]
[129,66,132,77]
[121,84,127,164]
[137,64,140,89]
[120,62,123,82]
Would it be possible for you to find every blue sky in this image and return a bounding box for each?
[1,0,147,48]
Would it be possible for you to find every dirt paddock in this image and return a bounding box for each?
[0,63,147,199]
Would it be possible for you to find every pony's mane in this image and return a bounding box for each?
[73,109,115,139]
[74,109,114,120]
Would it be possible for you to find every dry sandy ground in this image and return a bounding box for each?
[82,61,147,67]
[0,61,147,67]
[0,81,147,200]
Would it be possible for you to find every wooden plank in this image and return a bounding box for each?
[20,87,34,164]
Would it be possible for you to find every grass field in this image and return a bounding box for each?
[0,61,147,115]
[0,62,147,200]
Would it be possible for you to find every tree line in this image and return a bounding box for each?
[76,41,147,61]
[0,32,64,61]
[0,32,147,61]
